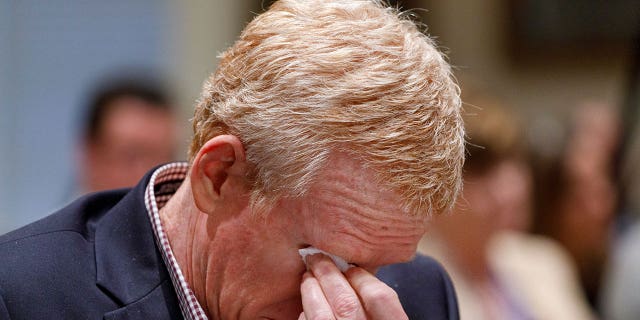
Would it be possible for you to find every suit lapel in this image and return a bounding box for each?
[93,171,183,319]
[103,278,182,320]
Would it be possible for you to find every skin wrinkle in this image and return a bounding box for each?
[332,200,425,256]
[319,187,422,235]
[160,190,215,318]
[187,217,201,304]
[203,248,224,318]
[329,228,421,267]
[303,153,426,267]
[213,218,263,318]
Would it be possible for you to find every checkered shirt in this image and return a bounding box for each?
[144,162,209,320]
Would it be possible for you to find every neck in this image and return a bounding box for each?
[159,180,216,317]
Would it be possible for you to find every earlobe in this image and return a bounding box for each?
[190,135,247,214]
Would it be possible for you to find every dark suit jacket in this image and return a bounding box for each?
[0,169,459,320]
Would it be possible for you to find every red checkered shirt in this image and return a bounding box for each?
[144,162,209,320]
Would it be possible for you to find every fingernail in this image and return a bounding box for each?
[306,253,325,265]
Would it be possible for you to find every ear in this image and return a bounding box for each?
[190,135,248,214]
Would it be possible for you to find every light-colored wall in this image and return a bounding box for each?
[422,0,627,116]
[167,1,255,140]
[0,1,172,233]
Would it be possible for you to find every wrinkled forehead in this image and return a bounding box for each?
[302,152,428,265]
[314,150,423,215]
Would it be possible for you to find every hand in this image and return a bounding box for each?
[298,254,408,320]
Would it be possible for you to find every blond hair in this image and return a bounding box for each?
[190,0,464,215]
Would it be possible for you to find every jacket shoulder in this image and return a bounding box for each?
[377,254,460,320]
[0,190,129,319]
[0,189,127,245]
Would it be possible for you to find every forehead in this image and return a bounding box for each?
[299,153,427,266]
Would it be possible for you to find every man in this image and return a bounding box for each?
[78,79,179,192]
[0,0,464,319]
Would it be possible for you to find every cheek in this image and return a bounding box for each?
[217,217,307,318]
[226,252,306,319]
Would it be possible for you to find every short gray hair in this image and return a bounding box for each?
[190,0,464,215]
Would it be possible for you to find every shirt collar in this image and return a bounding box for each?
[144,162,209,320]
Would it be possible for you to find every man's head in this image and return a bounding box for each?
[190,0,464,216]
[80,80,178,192]
[173,0,464,318]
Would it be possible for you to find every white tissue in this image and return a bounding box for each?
[298,247,352,272]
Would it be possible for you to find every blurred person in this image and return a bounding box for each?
[0,1,464,319]
[602,220,640,320]
[78,78,179,193]
[532,102,621,313]
[420,95,595,319]
[601,65,640,319]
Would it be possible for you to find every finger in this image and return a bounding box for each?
[300,271,336,320]
[307,254,366,320]
[346,267,408,320]
[298,312,306,320]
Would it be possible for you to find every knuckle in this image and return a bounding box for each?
[332,294,361,318]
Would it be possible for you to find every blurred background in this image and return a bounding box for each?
[1,0,640,318]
